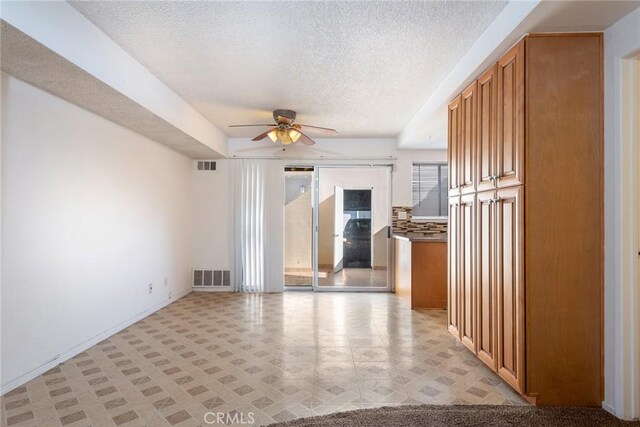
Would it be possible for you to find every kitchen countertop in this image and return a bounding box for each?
[392,232,448,242]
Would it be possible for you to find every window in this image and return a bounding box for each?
[412,163,448,219]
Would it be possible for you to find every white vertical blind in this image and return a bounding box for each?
[412,163,448,217]
[232,159,284,292]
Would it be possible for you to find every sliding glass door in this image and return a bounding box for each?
[314,166,392,291]
[283,164,392,291]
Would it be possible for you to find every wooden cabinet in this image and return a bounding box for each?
[476,65,497,193]
[460,82,477,194]
[394,238,447,310]
[495,186,524,393]
[447,34,603,406]
[447,96,462,196]
[496,41,524,189]
[476,191,497,370]
[447,196,461,338]
[459,194,476,352]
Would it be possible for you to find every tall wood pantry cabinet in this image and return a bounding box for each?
[447,33,603,406]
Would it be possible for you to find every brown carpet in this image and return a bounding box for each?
[268,405,640,427]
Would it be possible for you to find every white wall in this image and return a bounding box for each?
[192,159,232,272]
[0,73,195,391]
[285,191,313,270]
[285,173,313,271]
[603,7,640,421]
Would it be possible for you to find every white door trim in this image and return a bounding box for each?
[613,52,640,421]
[604,8,640,419]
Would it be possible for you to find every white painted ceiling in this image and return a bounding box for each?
[69,1,507,139]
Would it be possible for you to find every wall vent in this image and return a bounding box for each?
[193,269,230,288]
[196,161,216,171]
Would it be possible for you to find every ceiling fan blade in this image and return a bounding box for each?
[296,130,316,146]
[298,124,338,135]
[229,124,276,128]
[252,130,274,141]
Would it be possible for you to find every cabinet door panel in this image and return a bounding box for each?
[447,197,461,338]
[496,186,524,392]
[460,194,476,352]
[448,96,462,196]
[476,191,497,370]
[477,65,497,192]
[497,41,524,188]
[460,82,477,194]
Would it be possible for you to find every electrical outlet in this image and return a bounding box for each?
[164,277,168,287]
[169,291,173,299]
[148,283,153,294]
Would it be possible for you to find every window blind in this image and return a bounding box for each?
[412,164,448,218]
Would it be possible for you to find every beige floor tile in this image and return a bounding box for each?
[352,347,392,362]
[358,379,408,404]
[354,361,399,380]
[314,361,357,379]
[315,346,353,362]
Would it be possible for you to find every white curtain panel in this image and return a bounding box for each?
[231,159,285,292]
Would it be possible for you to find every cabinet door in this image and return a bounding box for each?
[495,186,524,392]
[476,191,497,370]
[496,41,524,188]
[447,196,461,338]
[459,194,476,352]
[477,65,498,192]
[460,82,477,194]
[448,96,462,196]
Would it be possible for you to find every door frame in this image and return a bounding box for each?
[603,15,640,417]
[313,164,393,292]
[614,51,640,419]
[332,185,345,274]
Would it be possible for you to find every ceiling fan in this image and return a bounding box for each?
[229,109,337,146]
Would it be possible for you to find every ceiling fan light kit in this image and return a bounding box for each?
[268,127,301,145]
[229,109,337,146]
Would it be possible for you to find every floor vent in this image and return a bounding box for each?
[196,161,216,171]
[193,269,230,287]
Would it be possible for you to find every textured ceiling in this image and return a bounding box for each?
[69,1,507,139]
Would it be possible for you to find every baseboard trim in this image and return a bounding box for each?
[602,401,618,418]
[0,288,192,395]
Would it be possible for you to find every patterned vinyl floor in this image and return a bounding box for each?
[1,292,526,427]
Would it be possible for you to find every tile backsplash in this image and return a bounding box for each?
[392,206,448,235]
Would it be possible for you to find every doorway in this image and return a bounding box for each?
[284,165,392,291]
[343,189,372,269]
[319,166,391,290]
